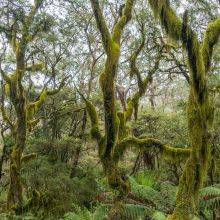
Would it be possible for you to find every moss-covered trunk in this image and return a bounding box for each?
[7,96,27,212]
[7,147,23,212]
[88,0,135,217]
[0,0,63,213]
[147,0,220,218]
[168,91,212,219]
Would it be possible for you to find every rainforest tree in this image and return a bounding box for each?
[84,0,191,218]
[0,0,66,212]
[148,0,220,219]
[0,0,219,219]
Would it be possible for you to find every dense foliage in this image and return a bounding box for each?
[0,0,219,219]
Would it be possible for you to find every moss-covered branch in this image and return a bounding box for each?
[1,105,15,131]
[21,153,37,164]
[90,0,112,55]
[25,62,45,72]
[125,46,162,121]
[46,78,66,95]
[201,18,220,72]
[27,118,40,131]
[26,78,66,120]
[148,0,182,41]
[0,69,11,84]
[75,86,103,144]
[112,0,135,43]
[114,136,191,163]
[129,23,146,79]
[182,11,207,105]
[26,90,47,120]
[0,82,15,131]
[84,99,102,143]
[91,0,135,160]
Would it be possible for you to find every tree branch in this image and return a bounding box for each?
[90,0,112,54]
[114,136,191,163]
[76,87,102,143]
[112,0,135,43]
[201,18,220,72]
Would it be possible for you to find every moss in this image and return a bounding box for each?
[85,100,99,125]
[201,18,220,72]
[26,90,47,120]
[148,0,219,217]
[7,146,23,212]
[124,98,134,120]
[90,125,102,141]
[90,0,135,207]
[148,0,182,41]
[5,83,10,95]
[84,99,102,142]
[110,41,120,62]
[117,112,128,140]
[114,136,190,164]
[112,0,135,43]
[163,146,191,162]
[21,153,37,164]
[26,62,45,72]
[126,31,161,121]
[112,16,127,42]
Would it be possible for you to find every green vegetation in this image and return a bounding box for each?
[0,0,219,219]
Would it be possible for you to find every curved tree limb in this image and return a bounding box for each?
[112,0,135,43]
[114,136,191,163]
[201,18,220,72]
[90,0,112,55]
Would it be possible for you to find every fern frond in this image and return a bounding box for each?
[152,211,166,220]
[200,186,220,210]
[122,204,148,220]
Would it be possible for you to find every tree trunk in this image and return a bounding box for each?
[0,142,7,180]
[7,146,23,212]
[7,97,26,212]
[167,91,212,219]
[70,147,81,178]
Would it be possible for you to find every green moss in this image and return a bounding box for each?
[85,100,99,125]
[148,0,218,216]
[26,62,45,72]
[26,90,47,120]
[21,153,37,164]
[90,125,102,141]
[90,0,135,207]
[114,136,190,164]
[148,0,182,41]
[163,145,191,162]
[201,18,220,72]
[27,118,40,131]
[124,98,134,120]
[117,112,128,140]
[112,16,127,42]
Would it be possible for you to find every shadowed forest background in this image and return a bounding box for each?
[0,0,220,219]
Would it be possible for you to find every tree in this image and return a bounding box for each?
[0,0,66,212]
[148,0,220,219]
[83,0,191,218]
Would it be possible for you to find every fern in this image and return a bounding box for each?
[0,213,37,220]
[129,176,176,213]
[200,186,220,210]
[93,204,109,220]
[122,204,149,220]
[62,204,109,220]
[152,211,166,220]
[129,176,159,202]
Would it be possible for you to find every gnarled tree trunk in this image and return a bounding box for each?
[148,0,220,218]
